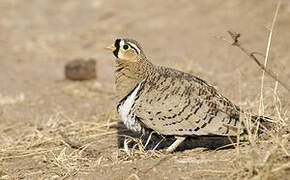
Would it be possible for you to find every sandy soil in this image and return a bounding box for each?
[0,0,289,179]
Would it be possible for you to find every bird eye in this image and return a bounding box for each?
[123,45,129,50]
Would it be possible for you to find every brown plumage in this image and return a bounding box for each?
[106,38,271,152]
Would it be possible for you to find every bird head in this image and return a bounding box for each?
[106,39,144,62]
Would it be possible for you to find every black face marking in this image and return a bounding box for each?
[113,39,121,58]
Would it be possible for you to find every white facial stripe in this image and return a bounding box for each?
[117,51,124,59]
[117,40,125,58]
[127,42,141,54]
[119,40,125,46]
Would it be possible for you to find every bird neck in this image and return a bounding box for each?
[115,57,153,101]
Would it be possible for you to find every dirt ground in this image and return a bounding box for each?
[0,0,289,179]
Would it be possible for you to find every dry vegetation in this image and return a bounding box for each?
[0,0,289,179]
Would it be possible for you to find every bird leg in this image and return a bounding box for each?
[166,136,186,153]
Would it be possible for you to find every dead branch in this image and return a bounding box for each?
[59,131,100,158]
[59,131,83,149]
[219,31,290,93]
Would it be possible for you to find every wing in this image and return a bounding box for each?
[134,66,244,136]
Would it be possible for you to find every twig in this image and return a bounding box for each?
[141,154,173,174]
[59,131,100,157]
[59,131,82,149]
[219,31,290,93]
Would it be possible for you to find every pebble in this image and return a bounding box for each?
[65,58,96,80]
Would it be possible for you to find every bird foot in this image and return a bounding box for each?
[165,136,186,153]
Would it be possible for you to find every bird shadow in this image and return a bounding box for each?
[116,122,240,152]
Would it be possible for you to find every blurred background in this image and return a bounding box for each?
[1,0,289,97]
[0,0,289,179]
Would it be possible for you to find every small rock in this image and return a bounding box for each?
[65,58,96,80]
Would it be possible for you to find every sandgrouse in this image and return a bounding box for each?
[106,38,270,153]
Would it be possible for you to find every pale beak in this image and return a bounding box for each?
[105,44,116,51]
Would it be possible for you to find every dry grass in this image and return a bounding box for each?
[0,101,162,179]
[0,0,290,179]
[1,73,289,180]
[227,2,290,179]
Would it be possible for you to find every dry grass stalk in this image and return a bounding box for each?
[0,109,125,179]
[217,1,288,95]
[224,1,290,179]
[117,135,162,162]
[218,30,290,93]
